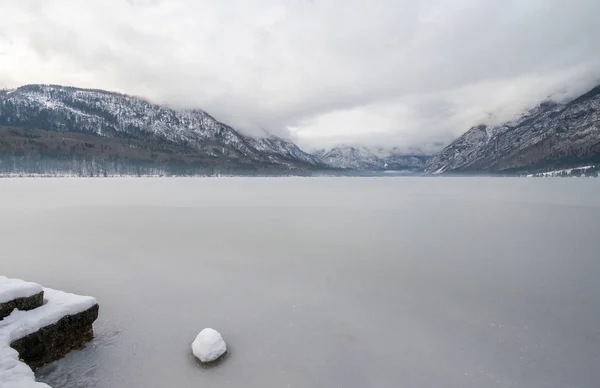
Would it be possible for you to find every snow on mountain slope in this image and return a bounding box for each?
[314,145,427,171]
[0,84,319,170]
[246,135,324,166]
[425,84,600,174]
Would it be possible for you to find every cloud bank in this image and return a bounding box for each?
[1,0,599,153]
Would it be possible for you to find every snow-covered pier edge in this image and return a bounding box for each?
[0,276,99,388]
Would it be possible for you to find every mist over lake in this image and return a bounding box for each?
[2,177,599,388]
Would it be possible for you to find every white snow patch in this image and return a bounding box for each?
[432,165,447,175]
[525,165,596,177]
[0,276,43,304]
[191,328,227,363]
[0,285,97,388]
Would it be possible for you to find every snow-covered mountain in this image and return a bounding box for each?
[314,145,428,171]
[426,84,600,174]
[0,84,322,174]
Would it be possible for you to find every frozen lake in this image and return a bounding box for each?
[2,177,600,388]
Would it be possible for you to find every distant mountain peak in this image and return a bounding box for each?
[314,145,428,171]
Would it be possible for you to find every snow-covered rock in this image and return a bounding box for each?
[0,285,98,388]
[0,277,44,320]
[191,328,227,363]
[0,276,42,304]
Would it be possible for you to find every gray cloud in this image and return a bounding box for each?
[1,0,599,153]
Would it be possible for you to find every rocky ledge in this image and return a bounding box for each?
[0,277,44,320]
[0,276,98,388]
[0,293,44,321]
[11,303,99,370]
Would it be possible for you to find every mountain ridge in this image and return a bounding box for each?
[0,84,325,175]
[425,83,600,174]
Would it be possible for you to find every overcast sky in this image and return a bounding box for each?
[1,0,600,153]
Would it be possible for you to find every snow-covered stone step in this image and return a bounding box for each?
[0,277,44,320]
[0,282,98,388]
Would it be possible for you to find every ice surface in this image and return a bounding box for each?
[5,178,600,388]
[0,285,97,388]
[0,276,43,304]
[191,328,227,363]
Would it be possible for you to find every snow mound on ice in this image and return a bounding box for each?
[191,328,227,363]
